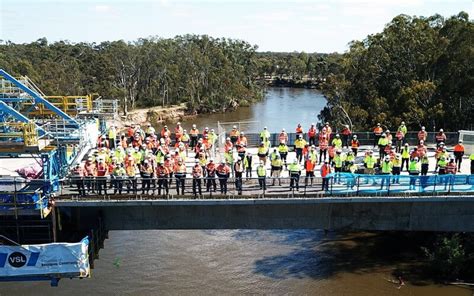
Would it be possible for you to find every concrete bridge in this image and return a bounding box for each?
[55,195,474,233]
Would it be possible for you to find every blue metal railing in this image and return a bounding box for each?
[327,173,474,195]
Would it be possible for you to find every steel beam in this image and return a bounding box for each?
[0,69,79,127]
[0,101,45,135]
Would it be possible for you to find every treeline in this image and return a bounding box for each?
[255,51,343,80]
[319,12,473,131]
[0,35,263,115]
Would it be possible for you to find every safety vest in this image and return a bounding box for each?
[409,161,420,173]
[234,162,244,173]
[237,137,247,146]
[470,153,474,161]
[199,157,207,167]
[321,164,331,177]
[392,158,401,167]
[192,165,203,177]
[146,126,155,135]
[244,156,252,168]
[108,128,116,140]
[278,132,288,143]
[156,166,169,177]
[373,127,383,135]
[305,159,315,172]
[257,166,266,177]
[278,144,288,153]
[381,161,392,174]
[296,126,303,134]
[438,159,447,168]
[308,127,316,137]
[126,164,136,177]
[351,140,359,148]
[190,128,199,136]
[319,139,328,150]
[175,164,186,174]
[454,144,465,152]
[398,125,407,135]
[435,133,446,142]
[378,137,389,146]
[181,134,190,142]
[401,148,410,159]
[112,167,126,176]
[258,146,268,155]
[295,139,306,149]
[230,129,240,137]
[141,164,154,175]
[332,138,342,148]
[208,133,217,145]
[270,152,279,161]
[271,158,282,168]
[346,154,355,163]
[418,131,427,140]
[307,151,317,163]
[288,163,301,173]
[446,163,457,174]
[421,156,429,164]
[96,163,107,176]
[365,156,376,169]
[260,130,270,140]
[334,155,343,168]
[224,152,234,164]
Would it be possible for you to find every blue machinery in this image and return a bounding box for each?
[0,68,116,220]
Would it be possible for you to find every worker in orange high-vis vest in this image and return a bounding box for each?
[296,123,304,138]
[174,122,184,142]
[279,129,288,144]
[189,124,200,149]
[308,123,317,146]
[373,123,383,147]
[453,140,465,171]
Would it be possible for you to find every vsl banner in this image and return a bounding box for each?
[0,237,90,278]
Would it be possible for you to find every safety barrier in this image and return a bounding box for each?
[60,173,474,199]
[0,178,50,216]
[0,122,38,146]
[327,173,474,195]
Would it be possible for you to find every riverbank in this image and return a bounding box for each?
[108,103,190,129]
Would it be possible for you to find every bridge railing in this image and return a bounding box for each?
[59,173,474,199]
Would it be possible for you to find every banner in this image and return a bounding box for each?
[0,237,90,279]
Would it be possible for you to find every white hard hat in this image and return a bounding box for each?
[233,125,237,129]
[439,128,443,132]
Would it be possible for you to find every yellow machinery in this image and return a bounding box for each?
[24,94,97,116]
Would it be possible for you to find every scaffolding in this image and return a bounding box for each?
[0,68,117,226]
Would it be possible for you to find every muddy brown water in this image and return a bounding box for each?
[1,230,470,295]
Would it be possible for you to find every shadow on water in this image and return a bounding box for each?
[245,230,439,285]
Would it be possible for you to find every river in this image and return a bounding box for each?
[176,87,328,133]
[2,88,471,295]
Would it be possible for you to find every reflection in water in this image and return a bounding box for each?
[176,88,327,133]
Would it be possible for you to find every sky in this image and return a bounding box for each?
[0,0,472,53]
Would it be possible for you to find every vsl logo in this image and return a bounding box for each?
[8,252,27,268]
[0,252,39,268]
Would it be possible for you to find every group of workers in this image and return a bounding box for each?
[70,121,474,197]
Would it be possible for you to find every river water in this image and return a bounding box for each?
[177,87,327,133]
[2,88,471,295]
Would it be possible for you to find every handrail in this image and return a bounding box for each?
[59,173,474,199]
